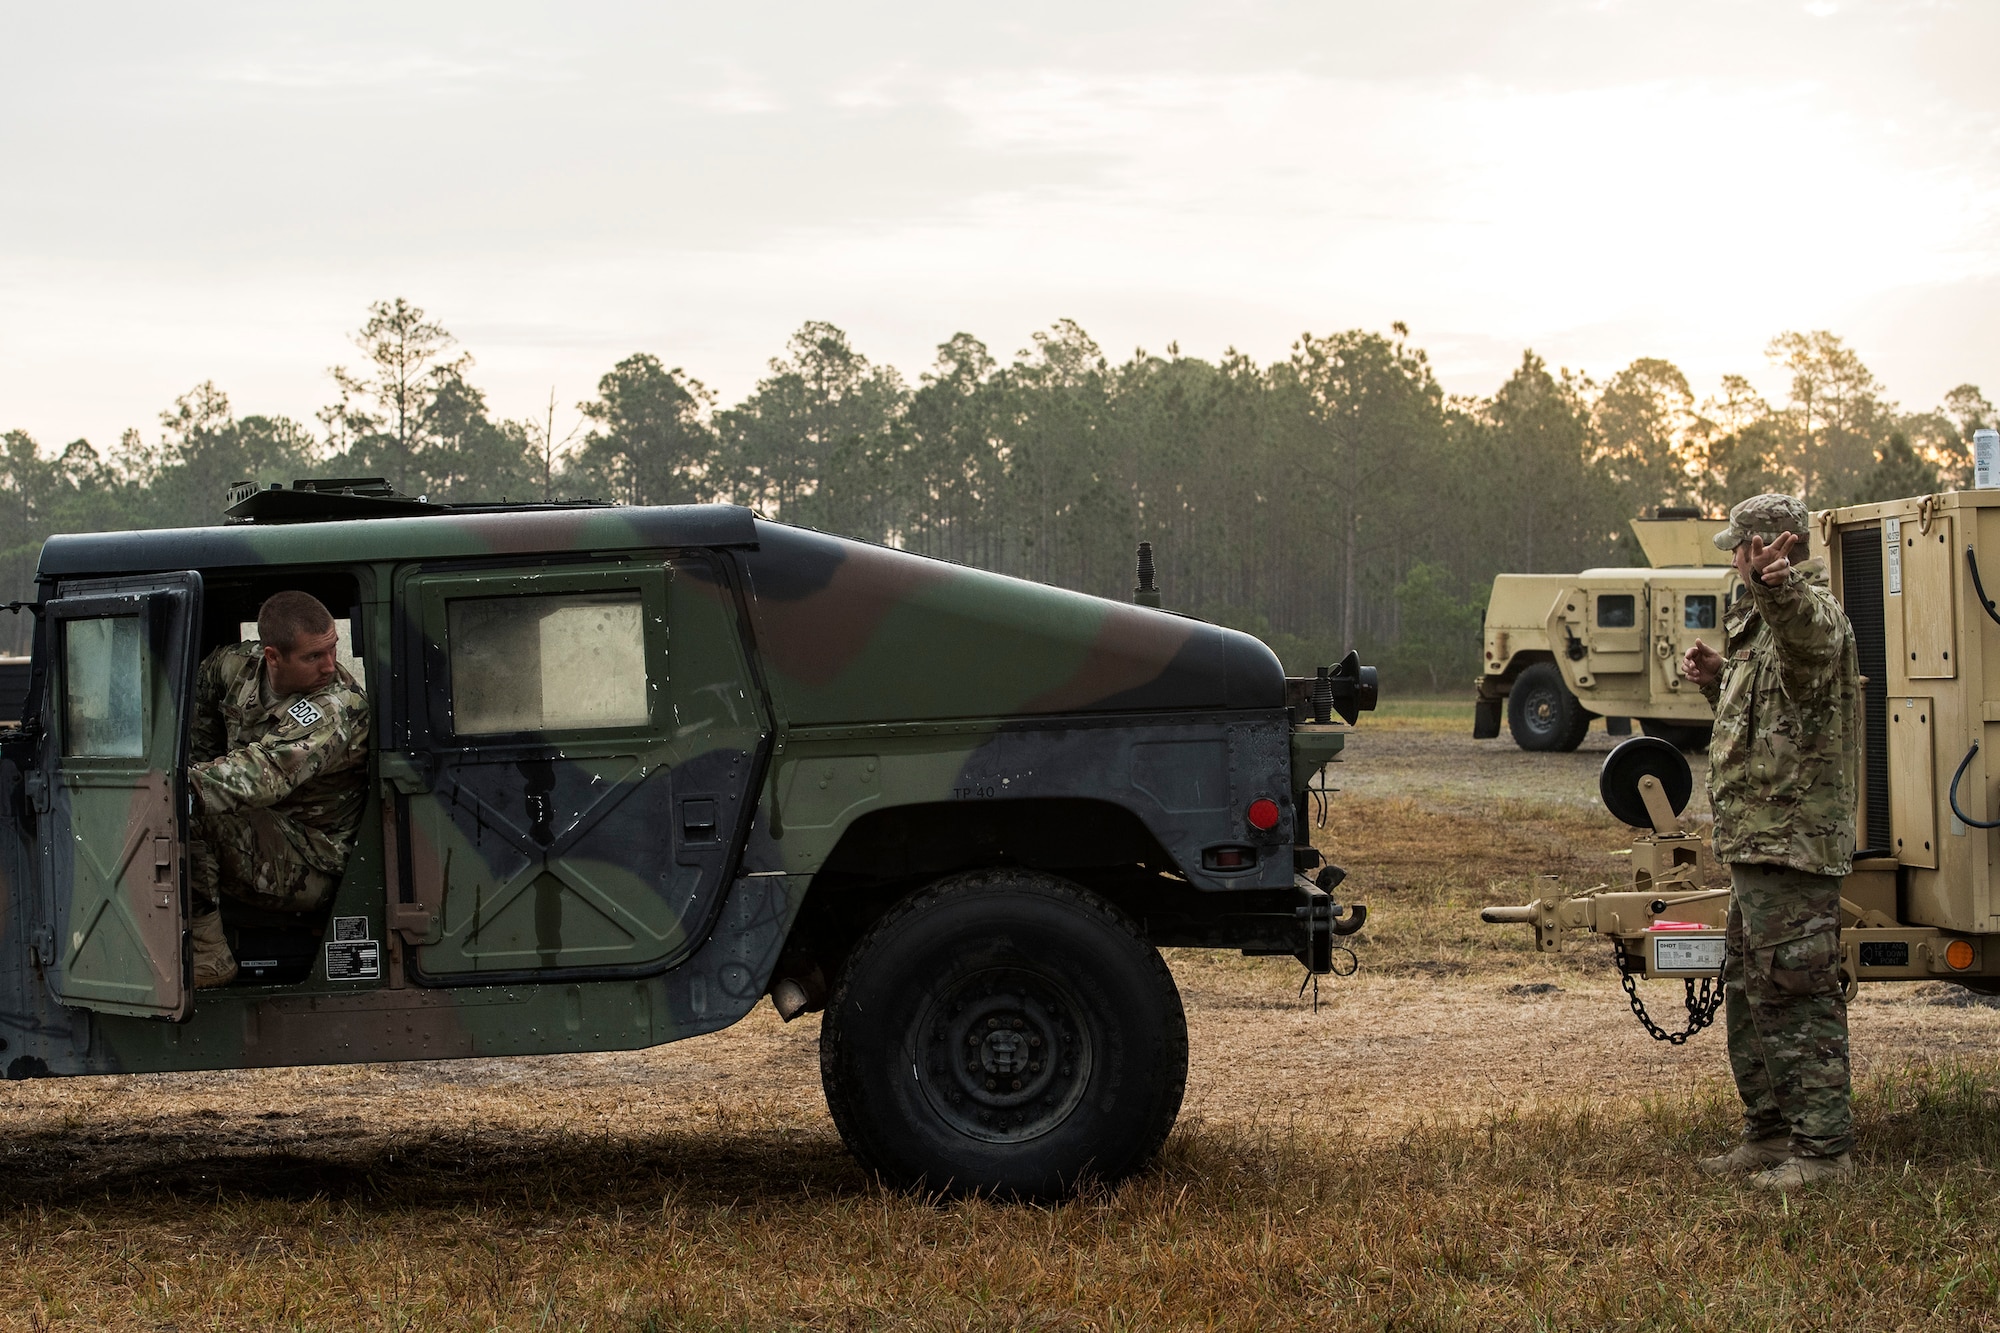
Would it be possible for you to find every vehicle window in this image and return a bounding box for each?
[239,618,366,687]
[447,591,649,735]
[1684,595,1718,630]
[64,616,144,757]
[1596,594,1636,628]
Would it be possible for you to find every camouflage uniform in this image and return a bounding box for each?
[1699,495,1860,1159]
[188,642,370,913]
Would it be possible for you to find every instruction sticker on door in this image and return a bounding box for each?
[1886,518,1903,595]
[1653,935,1726,974]
[326,916,380,980]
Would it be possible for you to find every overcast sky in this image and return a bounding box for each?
[3,1,1996,452]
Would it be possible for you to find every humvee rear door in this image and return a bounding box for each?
[393,556,765,981]
[39,573,202,1020]
[1654,581,1727,698]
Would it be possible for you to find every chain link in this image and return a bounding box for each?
[1616,944,1726,1044]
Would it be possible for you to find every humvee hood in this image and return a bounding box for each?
[742,523,1283,724]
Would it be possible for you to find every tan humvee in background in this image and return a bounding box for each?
[1474,512,1745,751]
[1487,487,2000,1010]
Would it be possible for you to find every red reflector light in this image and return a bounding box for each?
[1246,797,1281,831]
[1946,939,1976,970]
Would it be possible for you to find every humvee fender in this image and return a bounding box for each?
[0,486,1375,1197]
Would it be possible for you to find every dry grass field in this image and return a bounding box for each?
[4,702,1999,1330]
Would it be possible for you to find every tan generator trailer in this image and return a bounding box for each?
[1485,489,2000,1043]
[1474,511,1746,752]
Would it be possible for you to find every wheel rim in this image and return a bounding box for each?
[913,968,1094,1145]
[1522,685,1560,735]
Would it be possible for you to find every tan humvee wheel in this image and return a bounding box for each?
[1507,661,1591,751]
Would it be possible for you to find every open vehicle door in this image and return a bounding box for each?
[37,573,203,1020]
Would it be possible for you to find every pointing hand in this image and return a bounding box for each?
[1681,637,1722,687]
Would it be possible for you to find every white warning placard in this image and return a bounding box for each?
[1653,935,1726,974]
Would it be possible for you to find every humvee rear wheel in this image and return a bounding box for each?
[819,870,1188,1200]
[1507,661,1591,752]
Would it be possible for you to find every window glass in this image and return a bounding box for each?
[240,618,366,687]
[447,592,649,735]
[1684,595,1718,630]
[64,616,144,757]
[1596,594,1636,628]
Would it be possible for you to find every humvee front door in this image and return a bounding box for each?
[393,557,765,981]
[38,573,202,1020]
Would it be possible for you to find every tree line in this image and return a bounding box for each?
[3,299,1991,684]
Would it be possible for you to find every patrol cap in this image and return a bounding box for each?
[1713,493,1809,551]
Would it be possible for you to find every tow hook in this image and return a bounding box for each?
[1295,864,1367,973]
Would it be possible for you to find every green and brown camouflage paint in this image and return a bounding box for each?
[0,505,1338,1079]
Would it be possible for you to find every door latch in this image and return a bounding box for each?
[681,798,719,842]
[390,903,440,945]
[380,751,437,795]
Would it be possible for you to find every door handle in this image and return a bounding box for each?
[153,835,171,882]
[681,798,719,842]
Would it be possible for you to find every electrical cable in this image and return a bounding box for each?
[1949,740,2000,830]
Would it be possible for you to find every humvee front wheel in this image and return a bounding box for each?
[1507,661,1591,752]
[819,871,1188,1200]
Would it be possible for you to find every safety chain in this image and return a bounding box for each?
[1617,950,1725,1044]
[1296,948,1359,1012]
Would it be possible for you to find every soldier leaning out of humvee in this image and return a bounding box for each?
[186,591,371,988]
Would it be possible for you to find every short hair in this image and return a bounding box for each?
[257,591,336,651]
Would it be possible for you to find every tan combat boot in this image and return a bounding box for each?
[190,909,237,989]
[1697,1136,1791,1176]
[1748,1153,1855,1192]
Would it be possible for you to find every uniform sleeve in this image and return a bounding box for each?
[187,649,230,766]
[190,699,358,813]
[1747,570,1845,701]
[1699,677,1722,708]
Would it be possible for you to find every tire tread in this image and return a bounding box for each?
[819,870,1188,1197]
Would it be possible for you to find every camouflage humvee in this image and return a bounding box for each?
[0,481,1373,1199]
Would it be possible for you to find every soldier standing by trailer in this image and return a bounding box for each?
[1679,494,1860,1190]
[186,591,371,988]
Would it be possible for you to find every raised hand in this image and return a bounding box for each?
[1681,637,1723,687]
[1747,532,1799,587]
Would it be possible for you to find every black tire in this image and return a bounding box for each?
[1507,661,1591,752]
[819,870,1189,1200]
[1640,718,1714,752]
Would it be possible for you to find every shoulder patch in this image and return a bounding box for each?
[286,698,325,729]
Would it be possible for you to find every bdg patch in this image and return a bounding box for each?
[286,698,324,729]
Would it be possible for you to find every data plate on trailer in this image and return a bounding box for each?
[1652,934,1725,975]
